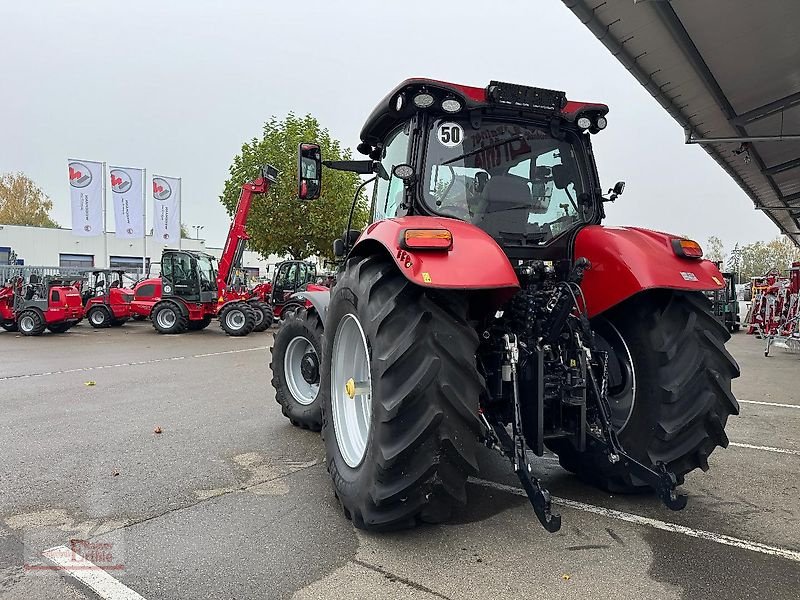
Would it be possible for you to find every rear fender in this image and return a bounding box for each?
[575,225,726,317]
[292,291,331,325]
[351,216,519,308]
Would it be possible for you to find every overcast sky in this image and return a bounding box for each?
[0,0,780,251]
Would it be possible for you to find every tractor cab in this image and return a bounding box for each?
[298,79,615,259]
[160,249,218,304]
[270,260,326,319]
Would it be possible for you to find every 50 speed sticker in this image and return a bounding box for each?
[437,122,464,147]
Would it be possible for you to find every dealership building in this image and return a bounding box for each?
[0,223,284,279]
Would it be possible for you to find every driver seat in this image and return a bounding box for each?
[475,175,531,235]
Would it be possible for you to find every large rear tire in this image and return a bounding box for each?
[151,301,188,334]
[547,291,740,492]
[320,255,485,530]
[270,307,324,430]
[17,310,46,336]
[250,301,273,332]
[219,302,256,336]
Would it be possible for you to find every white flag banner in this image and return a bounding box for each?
[110,166,144,239]
[68,159,104,237]
[152,175,180,243]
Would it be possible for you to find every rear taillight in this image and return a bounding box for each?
[402,229,453,250]
[671,238,703,259]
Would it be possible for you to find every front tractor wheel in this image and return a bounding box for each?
[270,307,324,430]
[151,301,189,334]
[320,255,485,530]
[548,291,740,492]
[17,310,46,336]
[87,306,112,328]
[250,301,273,332]
[219,302,256,336]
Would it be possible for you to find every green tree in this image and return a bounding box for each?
[737,236,800,281]
[705,235,725,264]
[0,172,59,227]
[220,114,367,260]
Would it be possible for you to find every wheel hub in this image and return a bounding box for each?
[300,351,319,384]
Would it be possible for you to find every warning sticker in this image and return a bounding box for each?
[436,122,464,147]
[680,271,699,282]
[712,276,722,285]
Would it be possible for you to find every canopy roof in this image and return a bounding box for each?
[562,0,800,245]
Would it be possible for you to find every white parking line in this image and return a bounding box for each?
[41,546,146,600]
[729,442,800,456]
[469,478,800,563]
[0,346,269,382]
[739,400,800,410]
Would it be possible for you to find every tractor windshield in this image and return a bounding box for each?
[422,118,594,245]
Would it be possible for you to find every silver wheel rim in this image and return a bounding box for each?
[331,313,372,468]
[19,315,34,332]
[284,336,319,405]
[90,310,105,325]
[157,308,176,329]
[594,318,637,433]
[227,309,246,330]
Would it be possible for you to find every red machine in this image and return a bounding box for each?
[271,78,739,533]
[269,260,327,320]
[81,270,135,328]
[150,166,278,335]
[130,278,162,320]
[0,273,83,335]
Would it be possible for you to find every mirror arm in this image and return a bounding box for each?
[322,160,377,175]
[345,175,377,254]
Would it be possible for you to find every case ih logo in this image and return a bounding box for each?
[68,162,92,188]
[153,177,172,200]
[110,169,132,193]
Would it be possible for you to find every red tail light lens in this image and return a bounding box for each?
[671,238,703,259]
[402,229,453,250]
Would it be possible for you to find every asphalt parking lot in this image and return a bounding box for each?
[1,319,798,599]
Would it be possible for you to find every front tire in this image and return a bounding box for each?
[87,306,112,328]
[270,307,324,430]
[47,322,72,333]
[151,301,188,334]
[250,301,273,332]
[548,291,740,491]
[320,255,485,530]
[17,310,46,336]
[187,316,212,331]
[219,302,255,336]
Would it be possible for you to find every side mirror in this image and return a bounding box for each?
[297,143,322,200]
[332,238,346,258]
[606,181,626,202]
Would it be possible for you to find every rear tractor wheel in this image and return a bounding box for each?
[270,307,324,430]
[320,255,485,530]
[151,301,189,334]
[17,310,46,336]
[547,290,740,492]
[219,302,256,337]
[47,322,72,334]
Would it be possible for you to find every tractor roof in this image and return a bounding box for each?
[359,78,609,149]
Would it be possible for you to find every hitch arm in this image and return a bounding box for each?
[586,353,687,511]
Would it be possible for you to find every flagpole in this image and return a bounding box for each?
[102,162,109,268]
[178,177,182,250]
[142,168,147,278]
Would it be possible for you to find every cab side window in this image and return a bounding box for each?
[373,124,411,221]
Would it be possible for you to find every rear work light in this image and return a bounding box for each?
[402,229,453,250]
[672,238,704,259]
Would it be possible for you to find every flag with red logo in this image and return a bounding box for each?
[152,175,180,243]
[109,166,144,239]
[68,159,104,237]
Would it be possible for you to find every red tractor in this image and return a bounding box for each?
[270,79,739,532]
[81,269,135,328]
[269,259,328,320]
[130,277,162,320]
[150,166,277,335]
[0,271,84,335]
